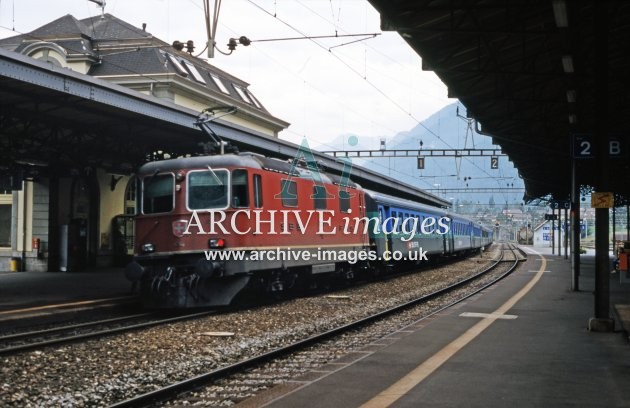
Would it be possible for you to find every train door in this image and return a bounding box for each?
[377,205,392,260]
[447,218,455,253]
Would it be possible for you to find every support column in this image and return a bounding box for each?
[562,207,569,259]
[589,1,613,332]
[627,204,629,241]
[552,207,556,254]
[613,207,617,257]
[571,159,580,291]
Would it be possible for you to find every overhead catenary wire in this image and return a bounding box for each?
[242,0,507,190]
[2,2,521,202]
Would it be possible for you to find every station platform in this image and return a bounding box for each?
[252,246,630,408]
[0,268,131,313]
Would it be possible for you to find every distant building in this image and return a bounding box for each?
[0,14,289,271]
[0,14,288,135]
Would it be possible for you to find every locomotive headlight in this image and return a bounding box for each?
[141,243,155,254]
[208,238,225,249]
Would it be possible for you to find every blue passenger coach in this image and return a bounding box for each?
[364,190,492,262]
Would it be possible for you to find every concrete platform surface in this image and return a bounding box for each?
[0,268,131,312]
[256,247,630,408]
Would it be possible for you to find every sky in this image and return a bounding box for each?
[0,0,454,148]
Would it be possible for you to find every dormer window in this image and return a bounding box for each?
[166,53,188,77]
[233,85,252,104]
[181,60,206,84]
[23,42,67,68]
[247,90,263,109]
[210,74,230,94]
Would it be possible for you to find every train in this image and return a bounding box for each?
[517,227,533,245]
[125,152,493,308]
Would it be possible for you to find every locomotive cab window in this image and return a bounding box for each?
[187,169,229,210]
[280,180,298,207]
[142,174,174,214]
[339,189,351,213]
[253,174,263,208]
[313,185,327,210]
[231,169,249,208]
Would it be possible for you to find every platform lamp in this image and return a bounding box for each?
[552,0,569,28]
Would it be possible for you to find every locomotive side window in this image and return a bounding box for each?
[339,189,350,213]
[253,174,263,208]
[231,169,249,208]
[313,185,327,210]
[142,174,174,214]
[187,169,229,210]
[280,180,298,207]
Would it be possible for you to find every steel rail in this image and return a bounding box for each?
[0,310,216,356]
[109,245,524,408]
[0,312,153,342]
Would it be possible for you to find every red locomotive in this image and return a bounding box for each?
[125,120,492,308]
[126,153,371,307]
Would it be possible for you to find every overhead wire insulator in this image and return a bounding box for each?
[227,38,238,51]
[238,36,251,46]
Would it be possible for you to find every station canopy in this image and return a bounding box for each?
[368,0,630,201]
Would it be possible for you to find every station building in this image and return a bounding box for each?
[0,13,289,271]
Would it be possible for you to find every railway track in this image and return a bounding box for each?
[0,310,216,356]
[109,244,524,407]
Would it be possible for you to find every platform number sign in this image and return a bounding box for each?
[609,136,622,158]
[573,134,594,159]
[573,134,624,159]
[417,157,425,170]
[490,156,499,169]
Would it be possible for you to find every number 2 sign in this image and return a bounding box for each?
[573,134,594,159]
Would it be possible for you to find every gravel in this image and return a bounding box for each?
[0,245,505,407]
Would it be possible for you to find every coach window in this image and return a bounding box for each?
[142,174,174,214]
[313,185,327,210]
[231,169,249,208]
[281,180,298,207]
[187,169,229,210]
[253,174,263,208]
[339,189,351,213]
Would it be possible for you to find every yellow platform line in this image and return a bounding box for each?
[0,296,135,316]
[361,252,546,408]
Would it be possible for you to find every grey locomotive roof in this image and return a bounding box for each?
[137,154,263,175]
[137,153,353,186]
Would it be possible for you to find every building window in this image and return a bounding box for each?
[234,85,252,104]
[166,53,188,77]
[182,60,207,84]
[210,74,230,94]
[124,177,136,215]
[247,90,263,108]
[0,194,10,247]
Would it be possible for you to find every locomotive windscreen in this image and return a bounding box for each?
[187,169,229,210]
[142,174,174,214]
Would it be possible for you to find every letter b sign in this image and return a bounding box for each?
[609,137,622,158]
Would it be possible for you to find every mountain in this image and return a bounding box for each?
[315,103,524,207]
